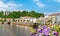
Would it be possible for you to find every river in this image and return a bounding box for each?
[0,24,31,36]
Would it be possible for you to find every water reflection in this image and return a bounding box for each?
[0,24,31,36]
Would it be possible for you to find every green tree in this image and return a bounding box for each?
[0,10,44,18]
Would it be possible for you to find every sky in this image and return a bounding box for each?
[0,0,60,15]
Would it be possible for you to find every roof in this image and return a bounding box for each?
[49,13,60,16]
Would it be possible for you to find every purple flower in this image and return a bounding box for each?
[31,33,39,36]
[45,35,50,36]
[43,25,47,29]
[47,27,50,31]
[45,33,50,36]
[52,31,59,36]
[38,29,43,33]
[42,29,50,35]
[39,33,43,36]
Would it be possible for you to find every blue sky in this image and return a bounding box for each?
[0,0,60,15]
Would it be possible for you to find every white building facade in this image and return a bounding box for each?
[55,14,60,24]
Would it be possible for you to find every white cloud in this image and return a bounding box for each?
[36,2,45,8]
[54,0,60,2]
[0,0,23,11]
[0,1,8,11]
[33,0,46,8]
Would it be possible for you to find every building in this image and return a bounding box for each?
[55,13,60,24]
[3,11,10,15]
[45,13,60,24]
[44,14,56,24]
[6,18,13,22]
[19,16,37,23]
[37,17,45,24]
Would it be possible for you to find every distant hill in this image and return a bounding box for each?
[0,11,44,18]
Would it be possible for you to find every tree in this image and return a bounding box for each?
[0,10,44,18]
[8,11,22,18]
[21,11,29,16]
[0,11,4,17]
[29,11,44,18]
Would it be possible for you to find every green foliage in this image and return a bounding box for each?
[0,11,4,17]
[28,11,44,18]
[0,11,44,18]
[53,25,60,33]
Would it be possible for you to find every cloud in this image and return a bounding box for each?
[0,1,8,11]
[54,0,60,2]
[33,0,46,8]
[0,0,23,11]
[36,2,45,8]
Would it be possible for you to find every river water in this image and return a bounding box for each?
[0,24,31,36]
